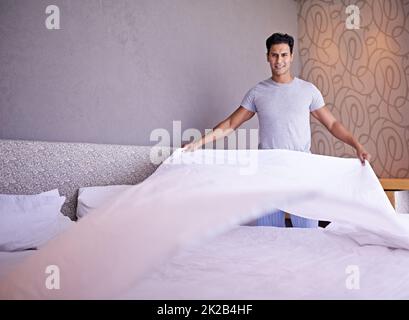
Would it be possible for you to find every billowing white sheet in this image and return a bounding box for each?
[1,149,409,299]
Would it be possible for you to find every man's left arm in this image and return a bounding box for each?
[311,106,372,165]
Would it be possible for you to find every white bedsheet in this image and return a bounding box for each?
[2,149,409,299]
[0,251,33,280]
[120,226,409,300]
[2,227,409,300]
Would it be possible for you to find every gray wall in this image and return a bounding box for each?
[0,0,300,146]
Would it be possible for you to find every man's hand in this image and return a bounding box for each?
[182,141,202,152]
[355,145,371,165]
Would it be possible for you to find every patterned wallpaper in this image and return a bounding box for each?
[298,0,409,178]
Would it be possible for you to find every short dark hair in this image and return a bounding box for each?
[266,33,294,54]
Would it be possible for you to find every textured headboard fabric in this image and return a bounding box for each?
[0,139,170,220]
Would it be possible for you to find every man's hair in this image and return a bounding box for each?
[266,33,294,54]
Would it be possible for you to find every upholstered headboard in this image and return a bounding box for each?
[0,139,170,220]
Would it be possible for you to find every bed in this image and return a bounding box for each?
[1,139,409,300]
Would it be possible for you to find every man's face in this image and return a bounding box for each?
[267,43,293,77]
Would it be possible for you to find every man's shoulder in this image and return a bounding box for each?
[295,77,313,87]
[243,79,270,96]
[295,77,321,92]
[250,78,273,90]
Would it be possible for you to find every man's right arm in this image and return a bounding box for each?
[183,106,255,151]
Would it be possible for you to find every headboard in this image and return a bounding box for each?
[0,139,170,220]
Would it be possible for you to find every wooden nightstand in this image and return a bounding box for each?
[379,179,409,209]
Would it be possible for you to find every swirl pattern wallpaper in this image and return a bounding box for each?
[298,0,409,178]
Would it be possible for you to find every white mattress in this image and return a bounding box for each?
[119,226,409,300]
[2,226,409,299]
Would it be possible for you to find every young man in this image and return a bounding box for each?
[183,33,371,228]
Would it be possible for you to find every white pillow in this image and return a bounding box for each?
[0,189,72,251]
[76,185,133,219]
[34,189,75,246]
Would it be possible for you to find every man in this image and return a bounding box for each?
[183,33,371,228]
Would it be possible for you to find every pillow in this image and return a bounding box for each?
[76,185,133,219]
[38,190,74,238]
[33,189,74,244]
[0,189,72,252]
[36,210,74,249]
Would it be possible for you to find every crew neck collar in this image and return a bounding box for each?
[268,77,297,87]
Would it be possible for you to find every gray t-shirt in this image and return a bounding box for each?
[241,77,325,152]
